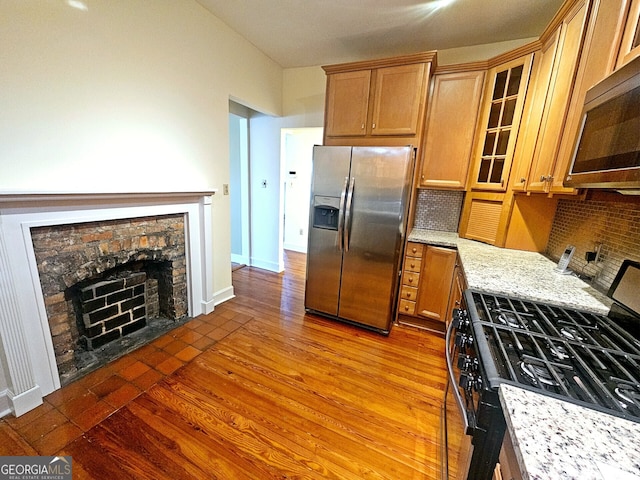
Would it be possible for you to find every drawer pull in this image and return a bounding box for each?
[408,277,413,283]
[412,247,417,254]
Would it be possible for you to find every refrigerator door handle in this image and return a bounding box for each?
[337,176,349,251]
[344,177,355,252]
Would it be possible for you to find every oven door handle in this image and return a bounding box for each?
[445,319,472,434]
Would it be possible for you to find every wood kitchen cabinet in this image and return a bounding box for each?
[468,54,534,192]
[322,52,435,147]
[617,0,640,68]
[397,242,457,330]
[512,0,589,194]
[419,68,485,189]
[416,246,457,322]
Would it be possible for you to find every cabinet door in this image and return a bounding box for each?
[527,0,588,193]
[370,63,426,136]
[416,246,457,322]
[420,70,485,189]
[513,29,561,192]
[553,0,628,192]
[325,70,371,137]
[470,55,533,191]
[617,0,640,68]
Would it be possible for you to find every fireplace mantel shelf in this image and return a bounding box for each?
[0,190,217,205]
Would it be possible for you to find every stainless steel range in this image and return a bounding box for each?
[442,260,640,480]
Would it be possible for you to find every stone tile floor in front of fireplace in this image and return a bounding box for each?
[0,304,251,456]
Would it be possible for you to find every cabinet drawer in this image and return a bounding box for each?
[406,242,424,258]
[404,256,422,272]
[401,271,420,287]
[400,285,418,301]
[399,299,416,315]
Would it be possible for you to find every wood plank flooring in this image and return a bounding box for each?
[2,251,451,479]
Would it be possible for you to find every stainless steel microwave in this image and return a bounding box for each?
[564,55,640,191]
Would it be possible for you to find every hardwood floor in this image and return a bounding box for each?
[1,251,450,479]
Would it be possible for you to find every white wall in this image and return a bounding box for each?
[0,0,283,306]
[282,128,323,253]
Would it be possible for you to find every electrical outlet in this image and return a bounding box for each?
[594,243,602,263]
[299,228,304,235]
[223,184,229,195]
[261,179,267,188]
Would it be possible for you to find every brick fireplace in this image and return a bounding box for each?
[0,192,217,416]
[30,214,189,384]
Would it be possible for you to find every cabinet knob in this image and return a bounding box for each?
[361,123,365,129]
[540,175,546,182]
[410,262,415,268]
[404,305,409,311]
[407,292,412,298]
[408,277,413,283]
[372,123,376,129]
[520,177,526,183]
[412,247,417,253]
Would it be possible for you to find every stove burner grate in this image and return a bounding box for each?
[560,326,586,342]
[519,361,560,387]
[614,384,640,410]
[497,312,521,328]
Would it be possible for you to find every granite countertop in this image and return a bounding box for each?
[407,228,612,314]
[500,385,640,480]
[407,229,638,479]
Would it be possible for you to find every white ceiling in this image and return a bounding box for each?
[196,0,566,68]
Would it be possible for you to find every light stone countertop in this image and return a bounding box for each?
[499,384,640,480]
[407,228,638,479]
[407,228,612,314]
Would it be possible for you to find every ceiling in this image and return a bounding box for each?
[196,0,566,68]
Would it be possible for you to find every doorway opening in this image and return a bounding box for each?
[281,127,323,254]
[229,101,250,268]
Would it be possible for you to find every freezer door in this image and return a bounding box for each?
[338,146,413,331]
[304,146,352,315]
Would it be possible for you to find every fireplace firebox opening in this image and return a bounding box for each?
[31,214,189,385]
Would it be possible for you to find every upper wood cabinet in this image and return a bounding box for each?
[617,0,640,68]
[322,53,435,146]
[468,55,534,192]
[512,0,589,194]
[324,70,371,137]
[419,69,485,189]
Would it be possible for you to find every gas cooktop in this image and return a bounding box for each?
[467,289,640,422]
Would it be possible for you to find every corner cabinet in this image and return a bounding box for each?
[419,68,485,189]
[322,52,435,147]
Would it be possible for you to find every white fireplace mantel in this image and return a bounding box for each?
[0,191,216,416]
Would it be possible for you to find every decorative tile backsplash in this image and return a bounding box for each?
[414,189,464,232]
[547,198,640,291]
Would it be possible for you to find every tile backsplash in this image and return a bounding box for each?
[547,198,640,291]
[413,189,464,232]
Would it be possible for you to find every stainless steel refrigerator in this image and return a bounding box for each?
[304,145,414,334]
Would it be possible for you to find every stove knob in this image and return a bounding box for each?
[452,309,469,329]
[473,375,483,392]
[459,371,475,394]
[455,332,474,349]
[457,354,471,371]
